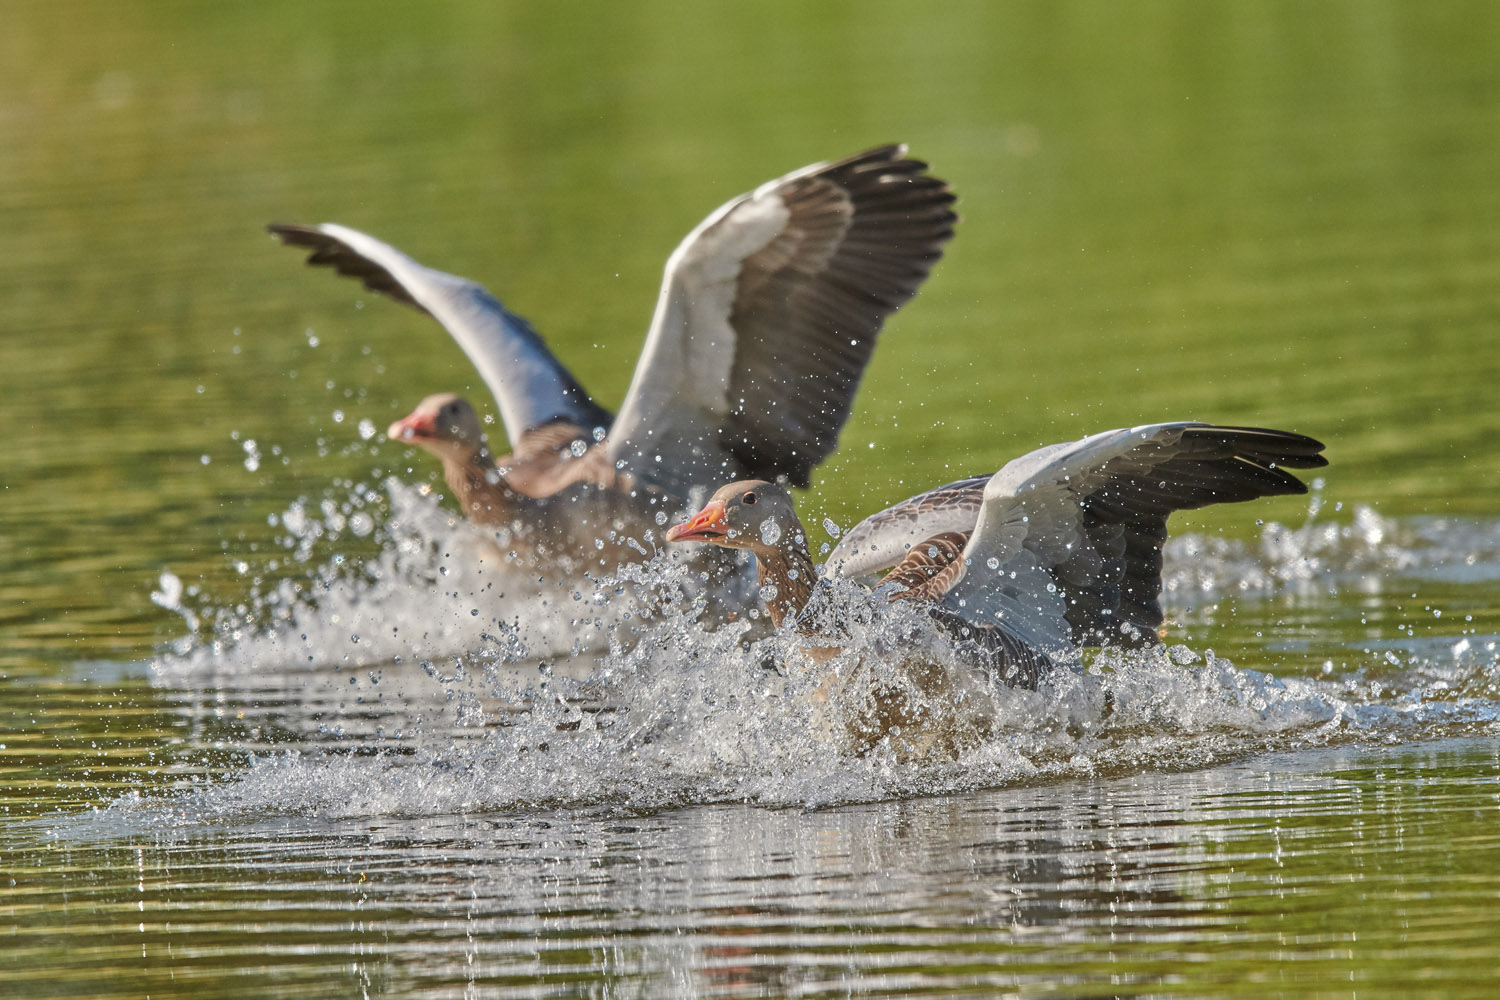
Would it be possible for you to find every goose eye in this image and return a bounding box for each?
[742,491,758,506]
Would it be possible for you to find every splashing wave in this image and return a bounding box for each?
[103,480,1500,830]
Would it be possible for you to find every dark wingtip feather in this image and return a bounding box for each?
[723,145,959,484]
[1190,425,1329,469]
[266,221,431,315]
[267,222,323,246]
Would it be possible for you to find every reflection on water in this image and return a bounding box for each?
[9,740,1497,998]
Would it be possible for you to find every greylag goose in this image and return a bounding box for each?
[375,390,672,573]
[665,423,1329,686]
[269,146,957,565]
[382,392,622,532]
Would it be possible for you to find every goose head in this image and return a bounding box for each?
[387,393,487,462]
[665,480,800,556]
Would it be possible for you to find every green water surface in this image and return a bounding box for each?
[4,1,1500,996]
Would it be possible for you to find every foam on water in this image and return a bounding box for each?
[93,632,1500,837]
[1162,483,1500,597]
[102,480,1500,834]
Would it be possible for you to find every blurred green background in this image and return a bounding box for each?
[7,7,1500,997]
[4,0,1500,665]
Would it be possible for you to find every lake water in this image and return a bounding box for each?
[6,2,1500,996]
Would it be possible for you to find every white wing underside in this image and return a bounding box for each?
[312,224,603,448]
[604,145,956,496]
[281,145,956,496]
[605,193,790,487]
[826,424,1216,656]
[941,424,1208,655]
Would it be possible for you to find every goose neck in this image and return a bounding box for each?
[753,531,817,630]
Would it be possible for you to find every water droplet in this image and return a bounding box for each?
[985,556,1000,570]
[822,518,842,538]
[241,439,260,472]
[760,517,782,546]
[358,419,376,441]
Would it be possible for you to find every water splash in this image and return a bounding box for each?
[90,620,1500,836]
[1163,483,1500,600]
[111,480,1500,832]
[149,570,199,656]
[154,478,690,683]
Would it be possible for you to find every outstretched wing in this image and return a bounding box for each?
[606,145,957,496]
[939,423,1328,654]
[269,223,611,448]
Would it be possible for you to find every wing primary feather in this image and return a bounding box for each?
[935,422,1327,656]
[607,145,957,495]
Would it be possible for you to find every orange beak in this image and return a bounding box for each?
[665,501,729,543]
[388,410,437,441]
